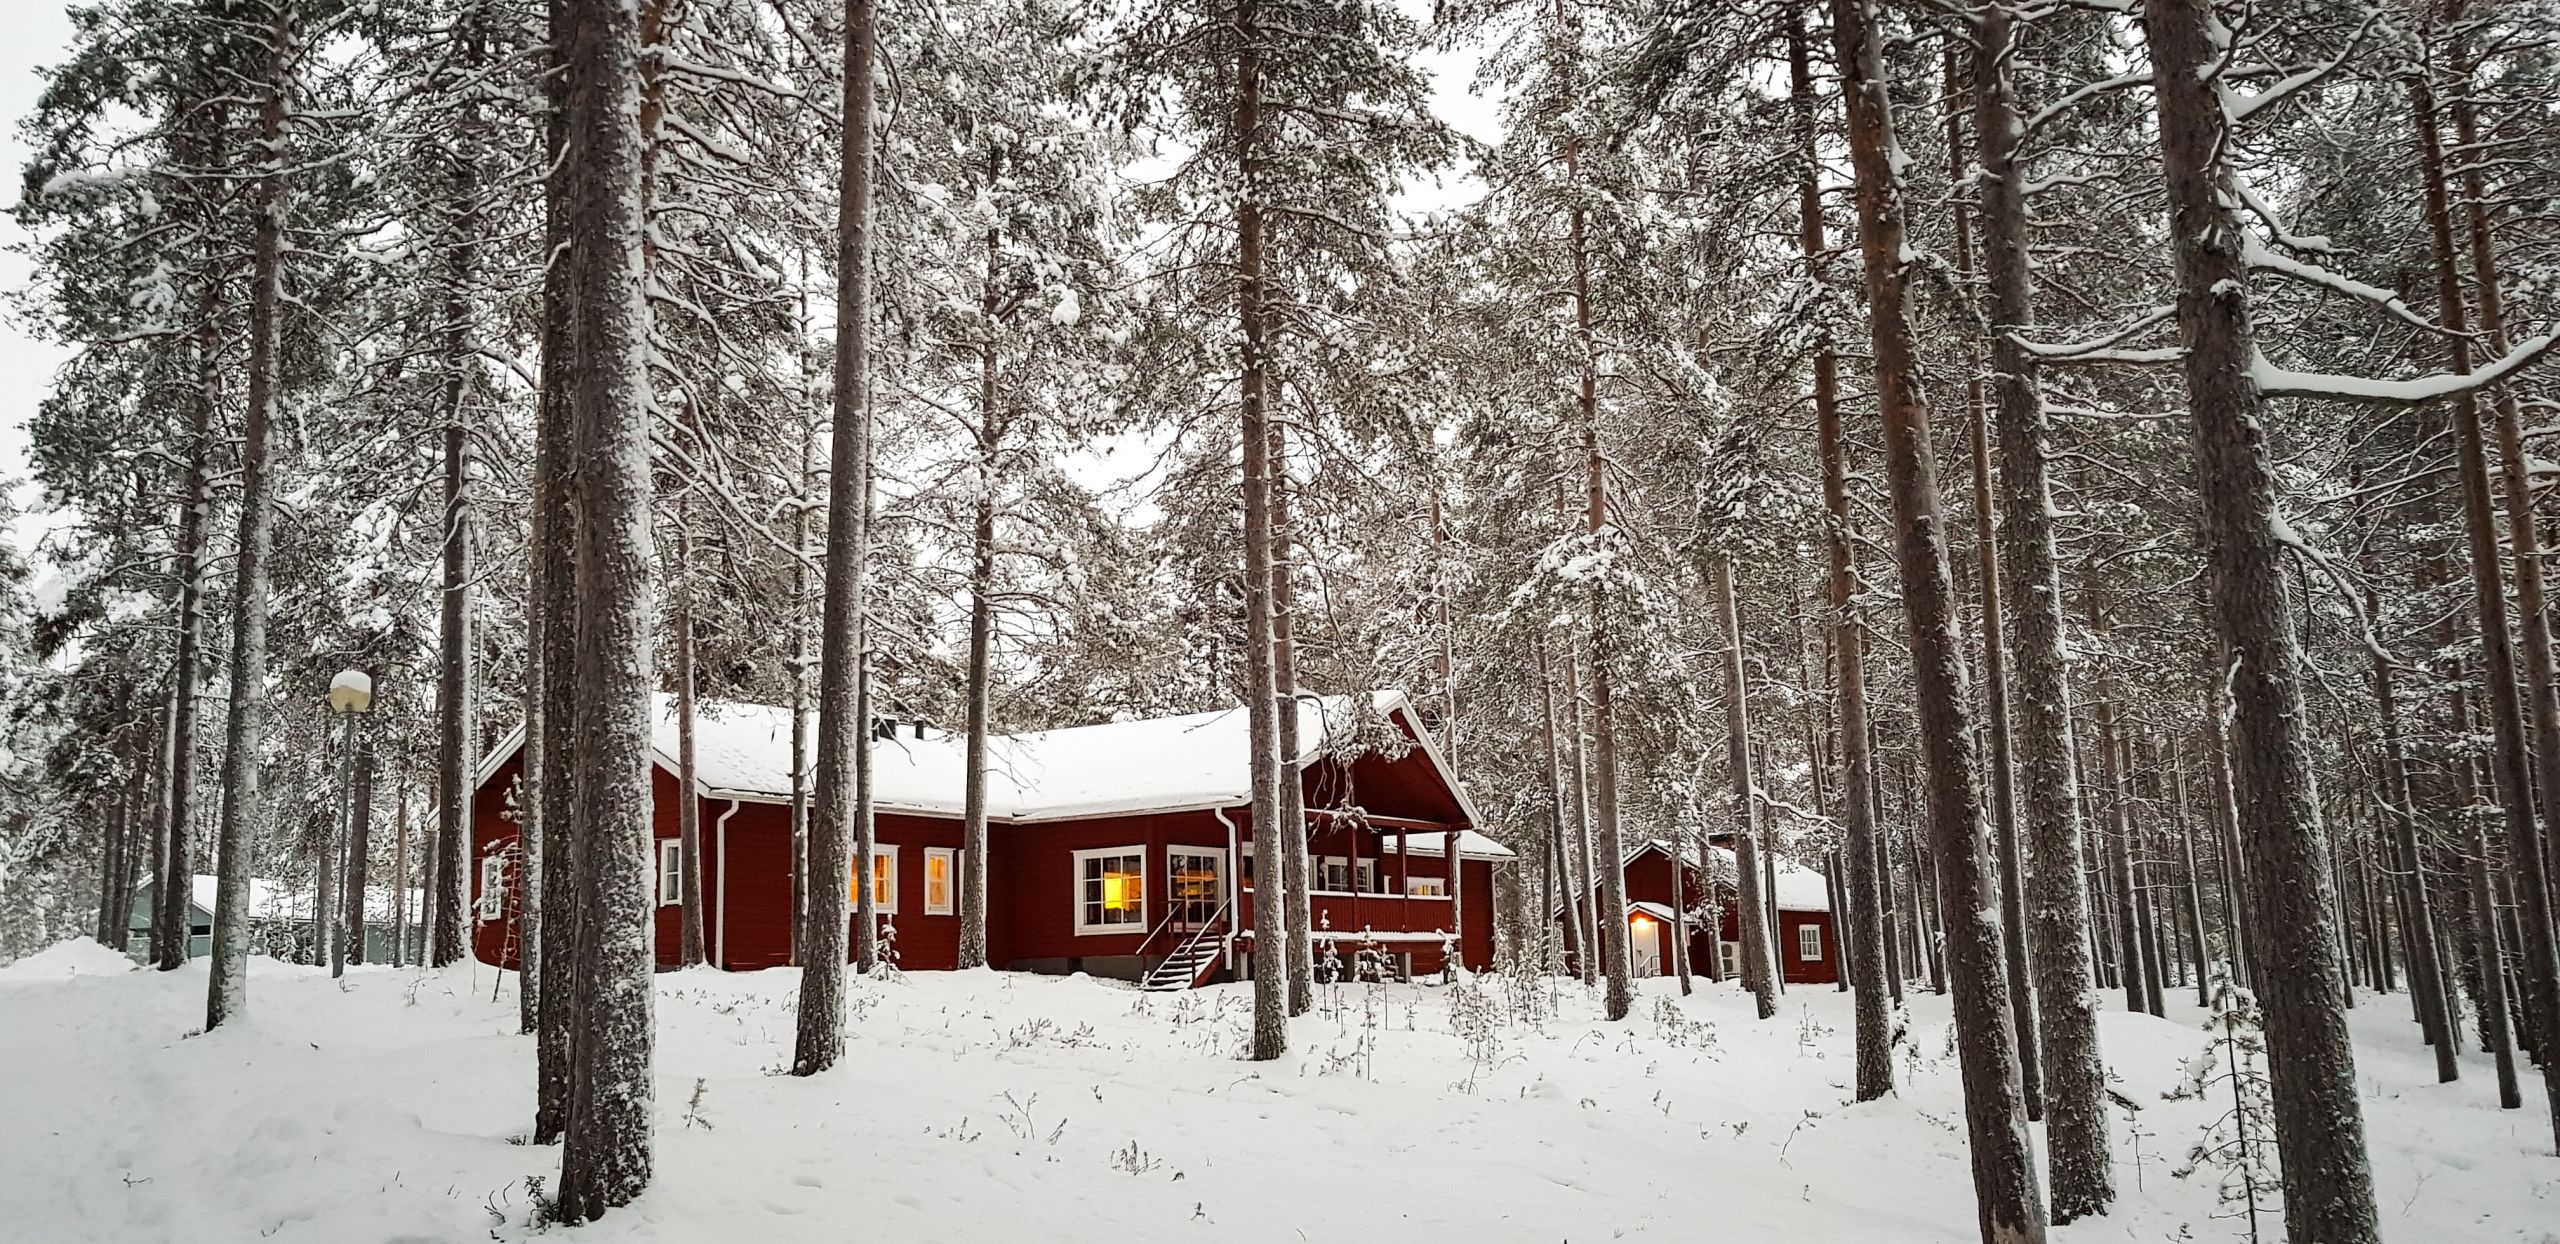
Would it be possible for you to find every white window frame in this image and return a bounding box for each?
[1239,840,1256,890]
[853,844,899,914]
[657,839,682,906]
[478,855,506,921]
[1718,940,1740,980]
[1168,846,1224,921]
[1405,875,1448,897]
[1320,855,1351,893]
[1073,846,1147,935]
[1797,923,1823,962]
[924,847,956,916]
[1355,858,1377,895]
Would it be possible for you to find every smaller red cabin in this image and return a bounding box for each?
[469,690,1511,987]
[1560,839,1840,986]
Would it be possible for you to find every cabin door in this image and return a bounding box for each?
[1169,849,1224,932]
[1631,919,1661,976]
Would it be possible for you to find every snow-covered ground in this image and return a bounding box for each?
[1,942,2549,1242]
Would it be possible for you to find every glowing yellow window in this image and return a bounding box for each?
[925,848,955,916]
[1077,848,1145,933]
[847,846,898,911]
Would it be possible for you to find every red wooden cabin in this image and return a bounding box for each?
[469,690,1509,987]
[1560,840,1840,986]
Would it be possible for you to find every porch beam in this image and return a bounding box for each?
[1303,808,1459,833]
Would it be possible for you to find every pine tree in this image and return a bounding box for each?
[1829,0,2046,1234]
[552,0,658,1219]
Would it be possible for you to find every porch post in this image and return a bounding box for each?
[1221,805,1240,970]
[1398,827,1409,928]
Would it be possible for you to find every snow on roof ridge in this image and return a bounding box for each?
[474,689,1480,833]
[1634,837,1832,912]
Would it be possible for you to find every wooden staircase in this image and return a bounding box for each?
[1140,904,1229,992]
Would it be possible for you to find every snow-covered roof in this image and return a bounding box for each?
[1631,839,1831,912]
[476,689,1500,846]
[188,875,294,922]
[160,876,422,925]
[1379,830,1515,862]
[1627,900,1681,923]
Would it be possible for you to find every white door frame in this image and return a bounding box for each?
[1630,917,1662,976]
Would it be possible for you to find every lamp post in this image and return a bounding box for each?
[325,669,373,978]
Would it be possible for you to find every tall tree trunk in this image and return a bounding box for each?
[2130,766,2165,1018]
[391,770,408,967]
[794,0,876,1073]
[1947,41,2039,1116]
[2146,1,2381,1234]
[1235,0,1290,1059]
[1432,491,1460,977]
[958,248,997,970]
[2442,43,2560,1139]
[156,235,219,972]
[1801,7,1888,1095]
[789,413,813,964]
[674,509,706,966]
[1564,637,1599,986]
[1717,555,1777,1019]
[530,0,582,1137]
[2411,61,2560,1146]
[2172,749,2213,1007]
[2366,586,2456,1080]
[2469,800,2526,1106]
[1670,820,1693,995]
[148,690,173,959]
[1274,412,1312,1008]
[1874,736,1904,1000]
[1832,1,2045,1235]
[553,0,657,1217]
[1918,831,1948,995]
[204,2,292,1032]
[1537,638,1584,977]
[431,212,476,970]
[1762,796,1785,995]
[1554,85,1631,1019]
[2204,677,2254,989]
[2094,682,2147,1014]
[1971,0,2110,1215]
[95,789,124,947]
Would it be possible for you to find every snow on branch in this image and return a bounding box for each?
[2222,12,2376,125]
[2241,236,2442,334]
[660,55,803,100]
[2266,509,2389,662]
[2010,304,2178,364]
[2021,71,2152,140]
[2252,331,2560,405]
[2230,178,2333,254]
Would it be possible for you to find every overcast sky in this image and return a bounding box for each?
[0,6,76,555]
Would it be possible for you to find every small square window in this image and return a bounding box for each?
[1321,856,1350,892]
[1075,847,1145,934]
